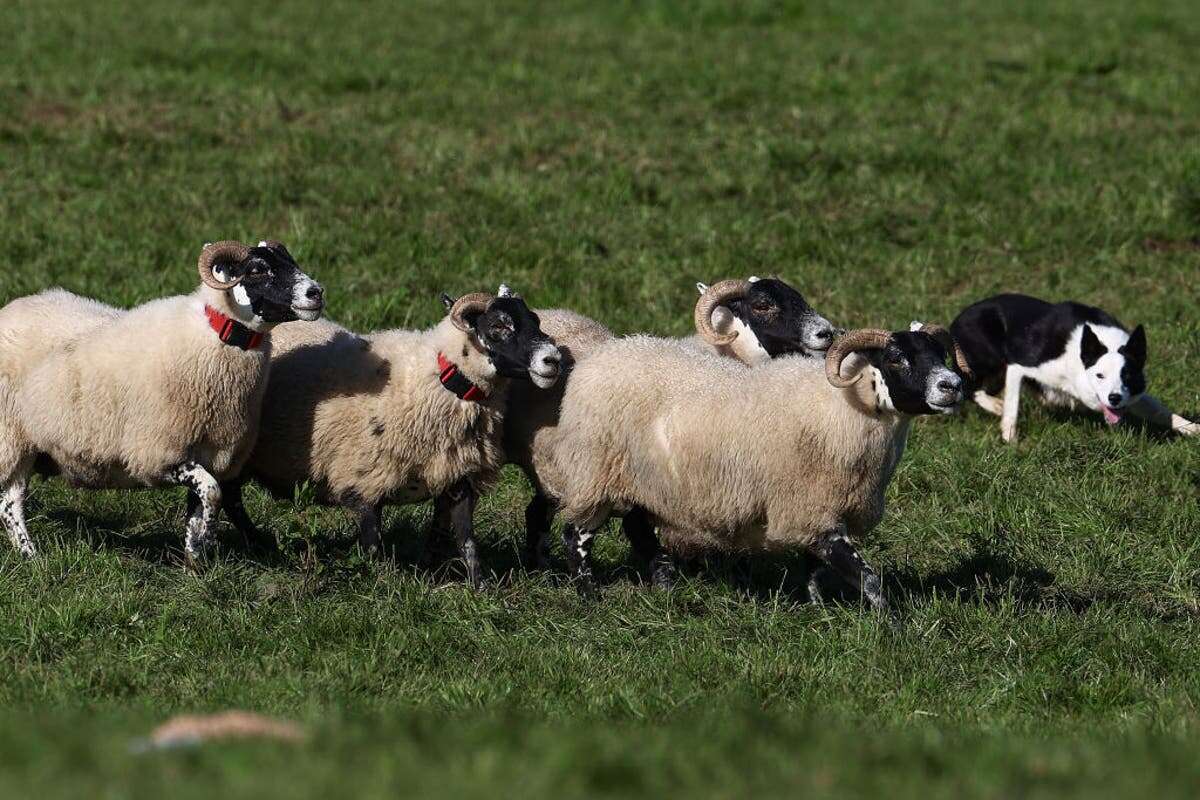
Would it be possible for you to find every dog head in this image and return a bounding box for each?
[1080,323,1147,424]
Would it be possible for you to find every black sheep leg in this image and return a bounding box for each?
[562,524,597,599]
[812,528,889,613]
[220,480,275,552]
[523,491,555,569]
[352,498,384,557]
[622,507,676,588]
[434,479,482,589]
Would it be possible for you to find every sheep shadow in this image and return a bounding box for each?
[43,505,182,565]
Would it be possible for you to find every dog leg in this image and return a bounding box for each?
[1000,365,1024,443]
[973,390,1004,416]
[1129,395,1200,436]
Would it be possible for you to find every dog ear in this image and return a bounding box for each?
[1080,324,1108,367]
[1121,325,1147,365]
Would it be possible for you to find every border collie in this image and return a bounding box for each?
[950,293,1198,442]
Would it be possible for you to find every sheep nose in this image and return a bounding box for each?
[813,328,833,342]
[542,353,561,368]
[306,284,324,302]
[1107,392,1123,406]
[938,378,961,394]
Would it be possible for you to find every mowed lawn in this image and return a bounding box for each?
[2,0,1200,795]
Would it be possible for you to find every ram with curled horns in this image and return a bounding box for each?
[502,276,839,587]
[0,240,325,563]
[540,322,971,611]
[221,285,563,588]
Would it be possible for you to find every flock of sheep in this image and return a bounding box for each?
[0,241,1190,613]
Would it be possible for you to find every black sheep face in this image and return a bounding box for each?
[215,241,325,323]
[866,331,965,415]
[723,278,837,358]
[441,290,562,388]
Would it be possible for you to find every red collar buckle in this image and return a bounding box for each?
[437,352,487,402]
[205,306,265,351]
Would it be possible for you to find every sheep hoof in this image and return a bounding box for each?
[572,575,598,600]
[522,543,552,572]
[183,550,207,575]
[648,554,676,589]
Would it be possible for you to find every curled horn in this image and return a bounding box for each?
[918,323,973,378]
[197,241,251,291]
[449,292,494,333]
[825,329,892,388]
[694,279,751,346]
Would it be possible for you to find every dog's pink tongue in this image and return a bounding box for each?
[1102,405,1123,425]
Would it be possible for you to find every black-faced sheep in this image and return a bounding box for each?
[0,241,324,562]
[221,286,561,588]
[503,278,838,587]
[539,325,971,610]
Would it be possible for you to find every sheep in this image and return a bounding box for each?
[502,277,838,586]
[539,324,971,610]
[0,240,325,563]
[220,285,563,588]
[686,276,838,364]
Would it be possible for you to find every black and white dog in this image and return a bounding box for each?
[950,294,1198,442]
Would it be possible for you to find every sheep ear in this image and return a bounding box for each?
[909,321,924,332]
[440,293,456,311]
[695,282,709,296]
[748,275,761,283]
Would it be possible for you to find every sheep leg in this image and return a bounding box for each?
[169,461,222,567]
[523,491,555,570]
[622,507,675,589]
[354,500,384,557]
[813,529,888,613]
[220,480,274,552]
[562,525,597,599]
[439,479,481,589]
[806,566,829,605]
[0,456,36,557]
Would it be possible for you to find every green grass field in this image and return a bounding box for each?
[2,0,1200,795]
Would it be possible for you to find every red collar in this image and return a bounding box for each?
[437,352,487,402]
[205,306,266,351]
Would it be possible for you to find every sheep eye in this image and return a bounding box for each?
[751,302,771,313]
[1096,373,1105,380]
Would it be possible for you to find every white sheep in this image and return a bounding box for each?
[539,325,971,609]
[0,241,325,562]
[503,278,838,586]
[221,286,562,588]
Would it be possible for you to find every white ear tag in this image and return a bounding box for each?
[748,275,761,283]
[696,282,709,295]
[909,321,924,332]
[498,284,514,298]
